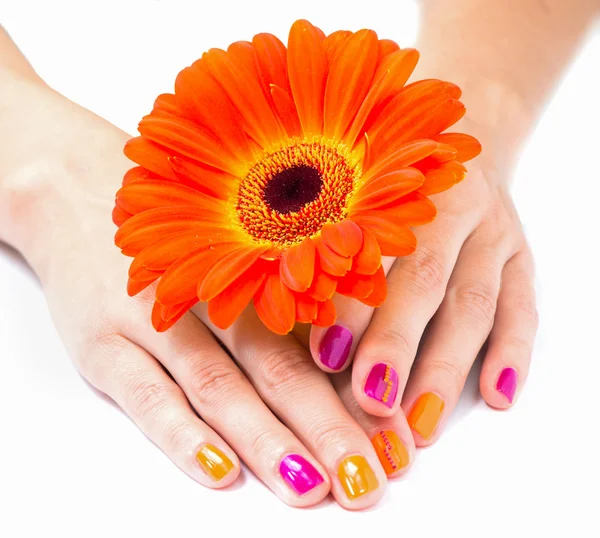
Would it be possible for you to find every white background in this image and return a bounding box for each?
[1,1,599,537]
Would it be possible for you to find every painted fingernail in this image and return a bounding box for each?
[196,444,234,481]
[338,455,379,500]
[364,363,399,408]
[407,393,444,440]
[371,430,410,475]
[496,367,518,403]
[279,454,324,495]
[319,325,353,370]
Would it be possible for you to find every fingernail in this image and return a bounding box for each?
[196,444,234,481]
[371,430,410,475]
[319,325,353,370]
[279,454,324,495]
[364,363,399,408]
[338,455,379,500]
[496,367,518,403]
[407,392,444,440]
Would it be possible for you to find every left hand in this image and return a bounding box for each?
[302,163,538,445]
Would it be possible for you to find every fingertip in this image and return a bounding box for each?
[193,443,241,488]
[310,323,354,373]
[480,364,521,410]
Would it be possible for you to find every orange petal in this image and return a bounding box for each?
[169,156,235,200]
[153,93,178,115]
[127,275,159,296]
[288,20,328,136]
[115,180,225,215]
[122,166,157,186]
[351,168,425,211]
[313,298,337,327]
[295,294,318,323]
[129,230,241,276]
[151,299,197,332]
[372,48,420,106]
[352,214,417,257]
[208,269,267,330]
[381,192,438,226]
[361,140,437,183]
[124,137,178,181]
[323,29,379,139]
[352,227,382,275]
[112,204,133,227]
[198,245,266,302]
[156,245,236,305]
[377,39,400,61]
[323,30,353,62]
[138,114,243,175]
[336,271,376,300]
[315,238,352,276]
[174,63,252,161]
[308,267,338,301]
[419,161,467,196]
[321,220,363,257]
[280,238,316,292]
[254,273,296,334]
[433,133,482,163]
[270,84,302,138]
[360,266,387,307]
[253,33,290,95]
[203,48,283,149]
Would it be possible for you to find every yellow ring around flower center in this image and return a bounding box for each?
[236,140,361,246]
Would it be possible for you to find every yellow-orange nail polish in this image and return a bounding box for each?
[338,455,379,500]
[196,444,234,481]
[371,430,410,475]
[408,393,444,440]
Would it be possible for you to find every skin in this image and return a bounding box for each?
[0,0,597,509]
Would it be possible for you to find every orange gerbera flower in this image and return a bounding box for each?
[113,20,481,334]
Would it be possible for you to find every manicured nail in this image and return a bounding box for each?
[364,363,399,408]
[319,325,353,370]
[496,367,518,403]
[196,444,234,481]
[371,430,410,475]
[338,455,379,500]
[279,454,324,495]
[407,393,444,440]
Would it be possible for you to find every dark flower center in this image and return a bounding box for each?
[263,165,323,214]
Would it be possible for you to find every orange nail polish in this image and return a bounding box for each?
[408,393,444,440]
[196,444,234,481]
[338,455,379,500]
[371,430,410,475]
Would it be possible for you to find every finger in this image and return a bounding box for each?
[480,249,538,408]
[402,234,513,446]
[83,334,240,488]
[349,216,472,416]
[128,310,330,508]
[308,257,395,373]
[331,370,416,478]
[195,304,387,510]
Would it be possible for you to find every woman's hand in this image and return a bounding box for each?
[305,160,538,443]
[1,73,419,510]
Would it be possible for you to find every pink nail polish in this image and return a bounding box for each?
[496,367,518,403]
[364,363,399,408]
[319,325,353,370]
[279,454,324,495]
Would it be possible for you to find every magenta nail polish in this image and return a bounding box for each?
[319,325,353,370]
[279,454,324,495]
[364,363,399,408]
[496,367,518,403]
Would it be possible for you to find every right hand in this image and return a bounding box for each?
[2,75,416,509]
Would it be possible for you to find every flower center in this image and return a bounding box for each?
[236,141,360,246]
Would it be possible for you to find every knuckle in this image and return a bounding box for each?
[190,359,244,407]
[259,347,314,392]
[305,417,359,454]
[162,418,194,452]
[453,280,497,327]
[125,374,176,422]
[247,426,278,455]
[375,325,414,359]
[511,295,539,330]
[426,356,466,387]
[398,246,446,299]
[502,335,534,358]
[76,331,128,388]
